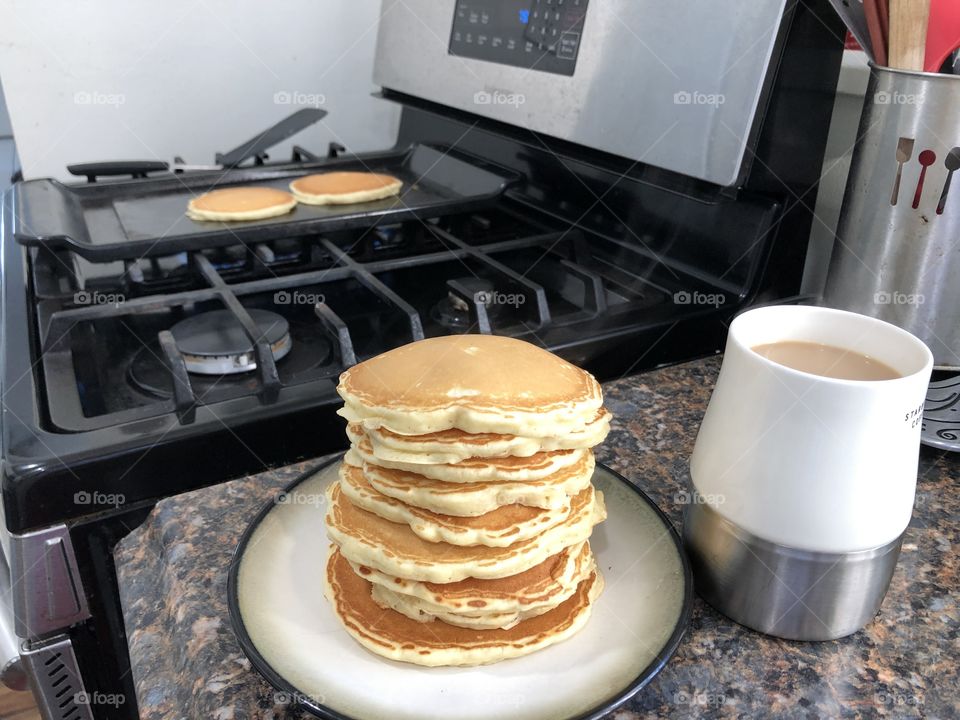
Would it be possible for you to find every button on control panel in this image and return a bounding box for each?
[449,0,588,76]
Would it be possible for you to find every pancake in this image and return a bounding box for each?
[338,463,574,547]
[356,409,612,464]
[352,542,595,617]
[186,186,297,221]
[337,335,603,437]
[350,429,588,483]
[325,547,604,666]
[352,451,595,516]
[325,480,606,583]
[289,171,402,205]
[370,584,556,630]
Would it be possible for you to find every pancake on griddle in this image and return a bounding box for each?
[356,409,612,465]
[186,186,296,221]
[338,463,574,547]
[325,480,605,583]
[337,335,603,437]
[349,450,595,516]
[289,171,402,205]
[325,546,604,667]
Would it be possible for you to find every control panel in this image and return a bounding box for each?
[449,0,589,77]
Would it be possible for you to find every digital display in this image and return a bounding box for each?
[449,0,588,77]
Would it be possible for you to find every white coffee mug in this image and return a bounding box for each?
[690,305,933,552]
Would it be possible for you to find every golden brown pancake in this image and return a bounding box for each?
[324,547,604,666]
[353,451,595,516]
[325,480,606,583]
[352,541,595,616]
[349,428,587,483]
[186,186,296,221]
[370,583,557,630]
[357,409,612,464]
[337,463,572,547]
[337,335,603,437]
[289,171,402,205]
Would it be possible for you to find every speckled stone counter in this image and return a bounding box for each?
[115,356,959,719]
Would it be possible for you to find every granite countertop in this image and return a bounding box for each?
[115,356,959,719]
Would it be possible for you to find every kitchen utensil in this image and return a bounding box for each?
[878,0,890,48]
[228,458,692,720]
[912,148,937,208]
[891,136,915,205]
[824,67,960,370]
[924,0,960,72]
[685,305,932,640]
[889,0,932,70]
[829,0,876,60]
[864,0,888,66]
[948,48,960,74]
[937,146,960,213]
[65,108,328,180]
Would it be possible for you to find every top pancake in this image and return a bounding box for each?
[337,335,603,437]
[186,186,297,221]
[289,171,402,205]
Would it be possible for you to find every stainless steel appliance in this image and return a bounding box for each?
[0,1,844,717]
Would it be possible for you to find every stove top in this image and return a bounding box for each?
[1,140,758,533]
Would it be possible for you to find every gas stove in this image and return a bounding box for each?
[0,1,844,718]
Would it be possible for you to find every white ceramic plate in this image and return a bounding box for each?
[229,456,691,720]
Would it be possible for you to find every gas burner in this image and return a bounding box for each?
[127,315,333,400]
[171,309,291,375]
[430,278,502,330]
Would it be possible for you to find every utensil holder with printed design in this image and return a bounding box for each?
[824,66,960,369]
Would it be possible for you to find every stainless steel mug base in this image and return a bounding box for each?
[682,501,903,641]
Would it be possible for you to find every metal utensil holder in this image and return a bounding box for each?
[824,66,960,369]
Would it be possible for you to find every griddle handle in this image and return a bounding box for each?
[216,108,328,169]
[66,160,170,183]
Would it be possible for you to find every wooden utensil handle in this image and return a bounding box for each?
[889,0,932,70]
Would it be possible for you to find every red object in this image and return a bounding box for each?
[864,0,889,66]
[925,0,960,72]
[913,149,937,210]
[845,31,864,52]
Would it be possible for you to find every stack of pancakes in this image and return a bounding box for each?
[324,334,611,666]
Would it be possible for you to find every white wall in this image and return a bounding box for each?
[0,0,400,181]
